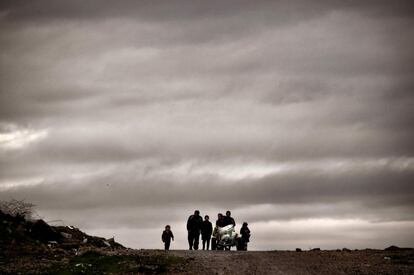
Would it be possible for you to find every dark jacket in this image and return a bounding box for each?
[201,220,213,239]
[240,226,250,242]
[162,230,174,243]
[223,216,235,227]
[216,218,225,228]
[187,215,203,232]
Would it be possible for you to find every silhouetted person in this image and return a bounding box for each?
[201,215,213,250]
[223,210,235,227]
[162,225,174,250]
[187,210,203,250]
[240,222,250,251]
[216,213,225,227]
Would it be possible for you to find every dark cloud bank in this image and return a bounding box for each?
[1,1,414,249]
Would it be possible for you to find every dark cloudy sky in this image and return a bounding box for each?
[1,0,414,250]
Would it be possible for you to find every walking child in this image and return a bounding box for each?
[162,225,174,250]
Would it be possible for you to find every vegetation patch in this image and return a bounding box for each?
[386,253,414,266]
[43,250,187,274]
[136,253,187,273]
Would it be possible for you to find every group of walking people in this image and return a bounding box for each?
[161,209,251,251]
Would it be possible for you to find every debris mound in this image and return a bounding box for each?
[0,209,125,259]
[385,245,414,251]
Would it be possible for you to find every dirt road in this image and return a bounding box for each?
[2,247,413,274]
[154,249,414,275]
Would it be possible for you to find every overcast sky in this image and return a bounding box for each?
[1,0,414,250]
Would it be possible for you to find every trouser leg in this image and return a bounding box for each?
[165,241,170,250]
[193,232,200,250]
[206,238,210,250]
[202,239,206,250]
[188,232,193,250]
[242,239,248,250]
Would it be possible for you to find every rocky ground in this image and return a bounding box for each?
[1,209,413,274]
[165,249,414,275]
[1,247,414,274]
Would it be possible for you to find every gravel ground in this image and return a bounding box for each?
[157,249,414,275]
[1,248,413,274]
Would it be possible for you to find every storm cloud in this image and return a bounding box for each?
[1,1,414,250]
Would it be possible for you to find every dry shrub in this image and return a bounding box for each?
[0,198,35,219]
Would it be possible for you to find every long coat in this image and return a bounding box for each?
[201,220,213,240]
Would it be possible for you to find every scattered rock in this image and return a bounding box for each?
[342,248,351,252]
[61,243,80,250]
[60,232,72,239]
[107,237,115,243]
[28,220,62,243]
[48,241,58,248]
[311,248,321,251]
[295,248,302,252]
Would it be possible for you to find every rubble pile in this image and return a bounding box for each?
[1,209,192,274]
[0,209,125,259]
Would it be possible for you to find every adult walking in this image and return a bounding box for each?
[240,222,251,251]
[201,215,213,250]
[186,210,203,250]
